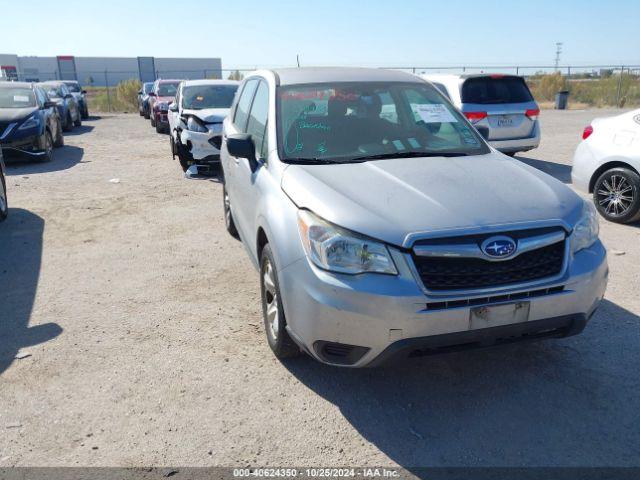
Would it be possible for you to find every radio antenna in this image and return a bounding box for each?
[296,54,300,68]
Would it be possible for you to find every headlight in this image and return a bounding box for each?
[571,201,599,253]
[187,116,208,133]
[297,210,397,275]
[18,114,40,131]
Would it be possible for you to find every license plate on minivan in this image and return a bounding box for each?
[497,116,514,127]
[470,302,530,329]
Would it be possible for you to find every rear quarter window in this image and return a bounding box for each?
[461,76,533,104]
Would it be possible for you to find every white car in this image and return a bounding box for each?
[572,109,640,224]
[168,80,239,173]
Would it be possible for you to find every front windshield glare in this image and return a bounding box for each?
[0,88,36,108]
[278,82,488,162]
[64,83,80,92]
[182,85,238,110]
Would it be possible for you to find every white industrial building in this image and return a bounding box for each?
[0,54,223,86]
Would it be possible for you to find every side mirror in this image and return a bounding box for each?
[227,133,259,171]
[168,102,178,112]
[148,92,156,97]
[64,93,73,99]
[81,90,87,95]
[476,126,490,140]
[137,90,143,95]
[43,101,57,109]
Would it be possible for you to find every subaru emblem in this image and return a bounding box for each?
[481,236,517,259]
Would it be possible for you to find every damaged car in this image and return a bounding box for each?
[168,79,239,173]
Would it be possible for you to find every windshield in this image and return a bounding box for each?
[64,82,81,93]
[0,88,37,108]
[157,82,179,97]
[43,85,62,98]
[181,84,237,110]
[461,76,534,104]
[143,83,154,94]
[277,81,488,163]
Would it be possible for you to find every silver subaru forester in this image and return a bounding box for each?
[220,67,607,367]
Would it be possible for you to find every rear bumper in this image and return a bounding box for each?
[489,123,541,153]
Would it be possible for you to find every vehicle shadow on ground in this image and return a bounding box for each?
[515,155,573,184]
[4,145,84,175]
[0,209,62,375]
[63,124,95,136]
[283,300,640,471]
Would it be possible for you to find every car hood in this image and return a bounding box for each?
[0,106,38,122]
[281,153,584,247]
[156,96,174,103]
[183,107,229,123]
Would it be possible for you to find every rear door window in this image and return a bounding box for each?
[461,76,533,104]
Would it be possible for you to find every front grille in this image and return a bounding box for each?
[425,285,565,310]
[413,240,565,291]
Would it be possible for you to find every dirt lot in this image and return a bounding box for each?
[1,109,639,470]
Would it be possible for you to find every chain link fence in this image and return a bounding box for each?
[10,65,637,112]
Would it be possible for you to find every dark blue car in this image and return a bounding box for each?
[39,81,81,132]
[0,82,64,162]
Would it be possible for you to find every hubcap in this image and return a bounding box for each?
[597,174,635,217]
[263,260,279,340]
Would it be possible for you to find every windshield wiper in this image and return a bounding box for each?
[285,157,353,165]
[350,151,470,161]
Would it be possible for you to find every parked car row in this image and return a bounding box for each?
[0,80,90,222]
[141,78,240,174]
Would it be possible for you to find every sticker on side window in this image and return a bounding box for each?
[14,95,29,102]
[414,104,457,124]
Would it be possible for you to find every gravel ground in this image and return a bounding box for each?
[0,109,639,470]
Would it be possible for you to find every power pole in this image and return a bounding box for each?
[554,42,563,71]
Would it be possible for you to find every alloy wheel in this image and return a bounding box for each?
[224,189,232,228]
[262,259,279,341]
[596,174,635,218]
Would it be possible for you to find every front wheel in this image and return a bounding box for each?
[62,112,73,132]
[74,111,82,127]
[0,171,7,222]
[53,122,64,148]
[260,244,301,359]
[37,131,53,163]
[593,167,640,224]
[223,184,239,239]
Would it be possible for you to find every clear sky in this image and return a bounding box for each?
[2,0,638,68]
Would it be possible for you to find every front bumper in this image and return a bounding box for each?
[279,241,608,367]
[179,129,221,162]
[154,111,169,125]
[1,133,48,157]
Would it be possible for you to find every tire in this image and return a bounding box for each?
[62,112,73,132]
[223,184,239,239]
[260,244,301,359]
[139,107,144,117]
[0,171,7,222]
[170,135,176,158]
[150,114,156,128]
[81,104,89,120]
[74,114,82,127]
[155,123,164,134]
[593,167,640,224]
[144,107,150,120]
[37,131,53,163]
[53,122,64,148]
